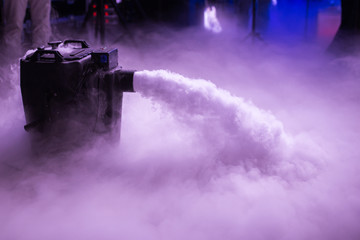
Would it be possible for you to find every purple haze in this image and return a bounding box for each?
[0,21,360,240]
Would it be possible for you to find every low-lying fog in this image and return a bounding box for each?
[1,16,360,240]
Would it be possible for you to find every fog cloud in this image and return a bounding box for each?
[0,20,360,240]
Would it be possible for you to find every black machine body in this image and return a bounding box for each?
[20,40,134,152]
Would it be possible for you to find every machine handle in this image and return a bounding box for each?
[63,40,89,48]
[48,40,62,49]
[29,50,64,62]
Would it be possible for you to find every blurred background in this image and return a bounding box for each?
[0,0,344,54]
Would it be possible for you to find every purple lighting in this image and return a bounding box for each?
[204,6,222,33]
[0,1,359,240]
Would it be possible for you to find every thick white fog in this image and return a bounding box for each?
[1,18,360,240]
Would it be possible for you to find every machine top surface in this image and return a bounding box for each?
[23,40,94,63]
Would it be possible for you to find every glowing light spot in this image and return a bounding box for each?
[204,6,222,33]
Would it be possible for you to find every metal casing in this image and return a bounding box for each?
[20,40,124,152]
[20,51,93,131]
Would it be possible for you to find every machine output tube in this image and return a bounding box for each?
[99,69,135,141]
[113,69,136,93]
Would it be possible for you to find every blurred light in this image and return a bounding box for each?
[93,12,97,17]
[93,4,96,8]
[105,12,109,16]
[272,0,277,6]
[105,4,109,9]
[204,6,222,33]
